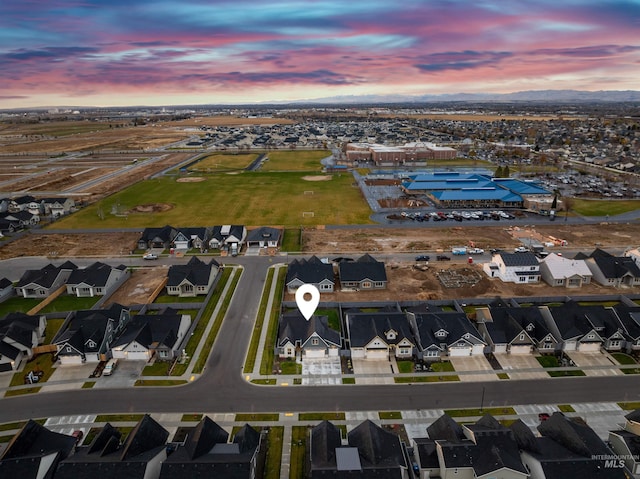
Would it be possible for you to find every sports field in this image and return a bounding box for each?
[260,150,329,171]
[52,172,372,228]
[188,153,257,171]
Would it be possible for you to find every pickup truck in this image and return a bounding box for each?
[467,248,484,254]
[143,253,158,260]
[514,246,530,253]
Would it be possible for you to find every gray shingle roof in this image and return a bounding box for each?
[339,254,387,283]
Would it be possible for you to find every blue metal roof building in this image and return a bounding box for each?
[400,172,551,208]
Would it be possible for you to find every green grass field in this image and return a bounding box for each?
[52,172,372,228]
[260,150,328,171]
[571,198,640,216]
[188,153,257,171]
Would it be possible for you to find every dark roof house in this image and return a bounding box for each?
[338,254,387,291]
[286,256,335,293]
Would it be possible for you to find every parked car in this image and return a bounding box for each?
[538,413,551,422]
[437,255,451,261]
[103,358,118,376]
[514,247,529,253]
[143,253,158,260]
[415,255,430,262]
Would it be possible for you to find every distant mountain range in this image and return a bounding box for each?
[291,89,640,105]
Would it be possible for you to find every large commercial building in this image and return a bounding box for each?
[345,142,457,166]
[401,172,552,208]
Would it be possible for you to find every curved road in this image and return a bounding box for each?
[2,256,640,423]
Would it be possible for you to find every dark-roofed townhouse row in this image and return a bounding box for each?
[285,254,387,294]
[0,414,265,479]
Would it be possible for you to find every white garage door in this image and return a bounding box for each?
[471,345,485,356]
[510,345,533,355]
[127,351,150,360]
[578,342,601,352]
[304,349,326,359]
[366,349,388,360]
[60,355,83,366]
[449,347,471,357]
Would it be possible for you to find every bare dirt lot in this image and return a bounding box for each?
[106,267,168,306]
[0,232,141,259]
[302,223,638,253]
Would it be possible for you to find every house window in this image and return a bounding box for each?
[320,284,332,290]
[426,351,439,357]
[587,334,595,339]
[529,276,537,281]
[374,282,384,288]
[531,266,536,271]
[361,281,372,289]
[312,338,319,345]
[286,348,292,355]
[519,333,525,340]
[66,346,72,353]
[609,340,621,348]
[399,348,410,355]
[519,277,526,282]
[159,350,168,358]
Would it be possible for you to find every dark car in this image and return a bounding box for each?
[415,255,430,262]
[437,255,451,261]
[332,257,354,263]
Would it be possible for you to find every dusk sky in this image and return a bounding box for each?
[2,1,639,108]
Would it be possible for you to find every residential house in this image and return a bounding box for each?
[111,308,191,361]
[0,217,20,233]
[166,256,220,297]
[1,209,40,226]
[539,253,592,288]
[483,252,540,283]
[65,261,128,297]
[0,198,9,213]
[409,310,485,359]
[519,412,624,479]
[625,247,640,268]
[0,419,77,479]
[0,277,13,302]
[542,301,624,352]
[307,419,409,478]
[428,414,528,479]
[208,224,247,253]
[246,226,281,249]
[476,306,559,354]
[580,248,640,287]
[338,254,387,291]
[0,312,46,372]
[15,261,78,298]
[608,410,640,476]
[612,304,640,353]
[7,195,37,213]
[345,310,416,360]
[55,415,169,479]
[285,256,335,293]
[40,197,75,217]
[54,303,130,364]
[172,227,209,251]
[277,311,341,360]
[159,417,264,479]
[137,225,178,250]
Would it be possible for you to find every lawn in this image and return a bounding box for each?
[571,198,640,216]
[39,294,101,313]
[612,353,637,365]
[0,297,42,316]
[281,228,302,252]
[52,172,372,228]
[536,356,559,368]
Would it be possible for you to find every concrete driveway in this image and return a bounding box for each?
[94,360,147,388]
[449,356,498,382]
[351,358,396,384]
[494,354,548,380]
[302,358,342,385]
[566,351,622,376]
[41,364,96,392]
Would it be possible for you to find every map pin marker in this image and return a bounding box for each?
[295,284,320,321]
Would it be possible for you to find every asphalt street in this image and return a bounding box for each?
[2,254,640,423]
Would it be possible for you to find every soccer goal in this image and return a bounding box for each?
[302,211,315,217]
[304,190,314,195]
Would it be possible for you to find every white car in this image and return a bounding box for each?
[143,253,158,260]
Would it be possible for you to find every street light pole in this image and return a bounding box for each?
[480,386,485,412]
